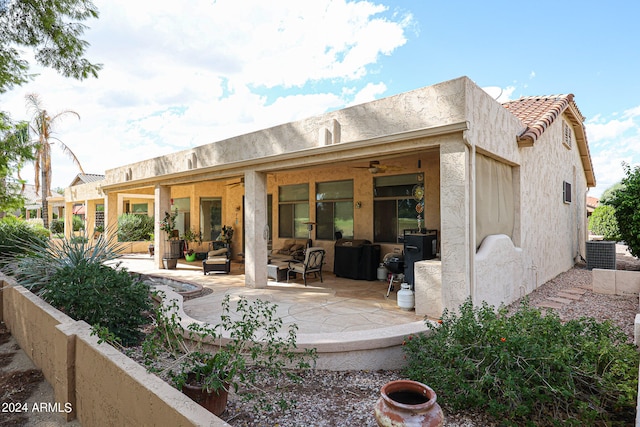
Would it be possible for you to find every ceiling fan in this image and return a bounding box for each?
[354,160,404,174]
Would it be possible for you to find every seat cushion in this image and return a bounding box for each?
[205,257,228,264]
[208,248,228,257]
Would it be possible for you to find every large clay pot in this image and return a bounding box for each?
[162,258,177,269]
[374,380,444,427]
[182,382,229,416]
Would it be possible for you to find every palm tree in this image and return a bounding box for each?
[26,93,84,229]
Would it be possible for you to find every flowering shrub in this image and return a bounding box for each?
[402,298,638,426]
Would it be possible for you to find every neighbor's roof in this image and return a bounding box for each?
[502,95,596,187]
[69,173,105,186]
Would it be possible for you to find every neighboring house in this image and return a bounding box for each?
[63,76,595,318]
[20,183,65,223]
[586,196,599,217]
[63,174,105,236]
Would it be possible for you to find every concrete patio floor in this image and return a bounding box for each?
[115,253,431,370]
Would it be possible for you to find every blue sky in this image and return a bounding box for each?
[3,0,639,198]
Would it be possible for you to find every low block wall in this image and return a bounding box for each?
[0,274,228,426]
[592,269,640,296]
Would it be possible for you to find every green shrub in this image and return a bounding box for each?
[44,261,151,345]
[117,213,154,242]
[0,215,49,261]
[72,214,84,232]
[4,229,125,294]
[402,299,638,426]
[588,205,621,241]
[610,163,640,257]
[49,218,64,234]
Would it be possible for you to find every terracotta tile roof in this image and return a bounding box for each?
[502,94,576,144]
[502,94,596,187]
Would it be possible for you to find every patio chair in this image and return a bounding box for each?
[203,246,231,275]
[287,247,325,286]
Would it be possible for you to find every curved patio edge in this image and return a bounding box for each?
[155,285,433,371]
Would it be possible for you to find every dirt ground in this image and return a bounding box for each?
[0,323,81,427]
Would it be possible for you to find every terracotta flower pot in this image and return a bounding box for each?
[374,380,444,427]
[182,382,229,416]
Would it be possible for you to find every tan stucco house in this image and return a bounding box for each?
[63,76,595,318]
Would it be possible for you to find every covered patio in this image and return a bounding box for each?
[114,253,429,370]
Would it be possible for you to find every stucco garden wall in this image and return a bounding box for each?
[475,234,525,307]
[0,274,226,426]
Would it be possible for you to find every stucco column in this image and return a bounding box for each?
[104,192,118,243]
[244,170,268,288]
[440,141,471,313]
[154,185,171,269]
[64,201,73,239]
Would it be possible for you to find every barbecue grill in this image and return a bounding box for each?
[383,252,405,297]
[383,252,404,274]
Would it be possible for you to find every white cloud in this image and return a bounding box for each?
[586,117,636,142]
[349,82,388,106]
[1,0,413,189]
[586,105,640,197]
[481,85,515,103]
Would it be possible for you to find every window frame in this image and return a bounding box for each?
[373,173,423,243]
[278,183,309,239]
[315,179,354,240]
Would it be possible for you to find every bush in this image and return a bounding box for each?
[402,299,638,426]
[118,213,154,242]
[44,262,151,345]
[5,229,125,294]
[72,214,84,232]
[588,205,621,241]
[49,218,64,234]
[0,215,49,261]
[610,163,640,257]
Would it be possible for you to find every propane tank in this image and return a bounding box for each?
[377,263,388,281]
[397,283,415,311]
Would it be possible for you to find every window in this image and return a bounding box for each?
[132,203,148,215]
[562,121,572,149]
[316,180,353,240]
[563,181,572,204]
[171,197,190,236]
[278,184,309,238]
[200,198,222,241]
[373,174,423,243]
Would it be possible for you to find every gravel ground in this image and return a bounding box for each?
[218,253,640,427]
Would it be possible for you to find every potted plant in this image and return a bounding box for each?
[217,225,233,244]
[184,248,197,262]
[148,232,155,257]
[146,294,317,416]
[182,228,202,261]
[159,210,179,269]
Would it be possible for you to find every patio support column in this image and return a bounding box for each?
[154,185,171,269]
[244,170,268,288]
[104,191,117,242]
[439,141,472,313]
[64,201,73,239]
